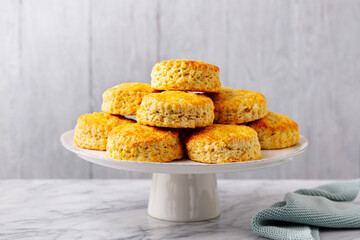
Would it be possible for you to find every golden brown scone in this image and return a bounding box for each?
[74,112,135,150]
[208,87,267,124]
[151,59,221,92]
[101,82,158,115]
[136,91,215,128]
[185,124,262,164]
[248,112,300,149]
[106,123,184,162]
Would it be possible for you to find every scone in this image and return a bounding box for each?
[106,123,184,162]
[185,124,262,164]
[248,112,300,149]
[151,59,221,92]
[208,87,267,124]
[136,91,215,128]
[74,112,135,150]
[101,82,158,115]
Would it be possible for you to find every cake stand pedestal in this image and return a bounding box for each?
[149,173,219,221]
[61,130,308,222]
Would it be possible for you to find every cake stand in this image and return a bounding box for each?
[61,130,308,222]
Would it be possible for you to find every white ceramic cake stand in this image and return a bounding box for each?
[61,130,308,222]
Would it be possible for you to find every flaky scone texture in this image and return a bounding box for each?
[248,112,300,149]
[151,60,221,92]
[106,123,184,162]
[74,112,135,150]
[185,124,262,164]
[137,91,215,128]
[208,87,267,124]
[102,82,158,115]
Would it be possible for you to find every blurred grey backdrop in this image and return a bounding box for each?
[0,0,359,179]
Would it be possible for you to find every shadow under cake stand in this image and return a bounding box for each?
[61,130,308,222]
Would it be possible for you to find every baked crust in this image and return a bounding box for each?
[74,112,135,150]
[106,123,184,162]
[248,112,300,149]
[136,91,215,128]
[208,87,267,124]
[185,124,262,163]
[151,59,221,92]
[101,82,158,115]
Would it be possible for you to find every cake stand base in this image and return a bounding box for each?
[148,173,220,222]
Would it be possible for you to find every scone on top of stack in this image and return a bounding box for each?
[151,59,221,92]
[73,59,300,164]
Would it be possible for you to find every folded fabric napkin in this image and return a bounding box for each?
[251,179,360,240]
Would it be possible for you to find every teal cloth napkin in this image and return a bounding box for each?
[251,179,360,240]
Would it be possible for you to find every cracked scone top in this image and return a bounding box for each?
[74,112,135,150]
[248,112,300,149]
[102,82,158,115]
[136,91,215,128]
[151,59,221,92]
[106,123,184,162]
[185,124,262,164]
[208,87,267,124]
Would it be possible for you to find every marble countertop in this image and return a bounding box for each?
[1,179,359,240]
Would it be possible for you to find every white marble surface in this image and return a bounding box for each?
[0,180,359,240]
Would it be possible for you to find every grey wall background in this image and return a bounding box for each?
[0,0,359,179]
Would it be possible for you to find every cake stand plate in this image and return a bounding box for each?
[61,130,308,221]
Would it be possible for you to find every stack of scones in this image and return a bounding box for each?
[74,60,300,164]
